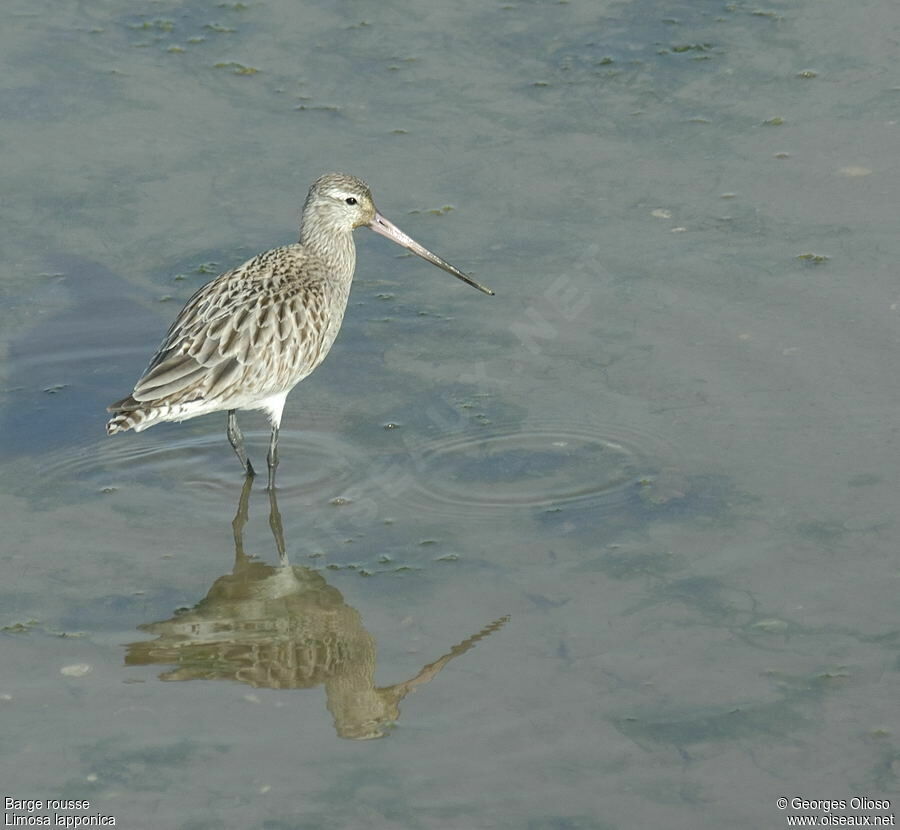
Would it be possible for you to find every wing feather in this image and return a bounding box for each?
[136,363,208,400]
[205,357,244,399]
[125,245,337,409]
[194,332,221,365]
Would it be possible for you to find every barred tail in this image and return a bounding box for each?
[107,411,149,435]
[106,396,159,435]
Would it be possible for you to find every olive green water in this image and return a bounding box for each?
[2,0,899,827]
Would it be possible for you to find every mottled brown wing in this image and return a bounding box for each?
[129,248,331,407]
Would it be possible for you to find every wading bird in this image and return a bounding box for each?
[106,173,493,488]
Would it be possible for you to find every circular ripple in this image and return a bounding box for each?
[399,421,679,518]
[38,425,367,506]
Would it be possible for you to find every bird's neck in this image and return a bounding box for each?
[299,210,357,282]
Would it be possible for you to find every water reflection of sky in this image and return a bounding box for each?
[2,0,898,827]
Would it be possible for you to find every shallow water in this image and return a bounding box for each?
[2,0,899,827]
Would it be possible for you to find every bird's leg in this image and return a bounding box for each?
[226,410,255,477]
[266,423,279,491]
[267,485,288,564]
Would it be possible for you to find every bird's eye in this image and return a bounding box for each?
[345,197,358,205]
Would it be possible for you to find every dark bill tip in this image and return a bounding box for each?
[369,212,495,296]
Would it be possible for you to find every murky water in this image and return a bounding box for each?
[2,0,899,827]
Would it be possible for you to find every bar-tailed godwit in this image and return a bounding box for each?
[106,173,493,488]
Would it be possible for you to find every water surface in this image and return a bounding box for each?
[2,0,898,827]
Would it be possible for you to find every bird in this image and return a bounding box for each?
[106,173,493,489]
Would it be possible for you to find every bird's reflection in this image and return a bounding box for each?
[125,477,508,739]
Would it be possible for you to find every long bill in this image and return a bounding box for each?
[368,211,494,296]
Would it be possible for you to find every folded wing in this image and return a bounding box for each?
[117,249,330,411]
